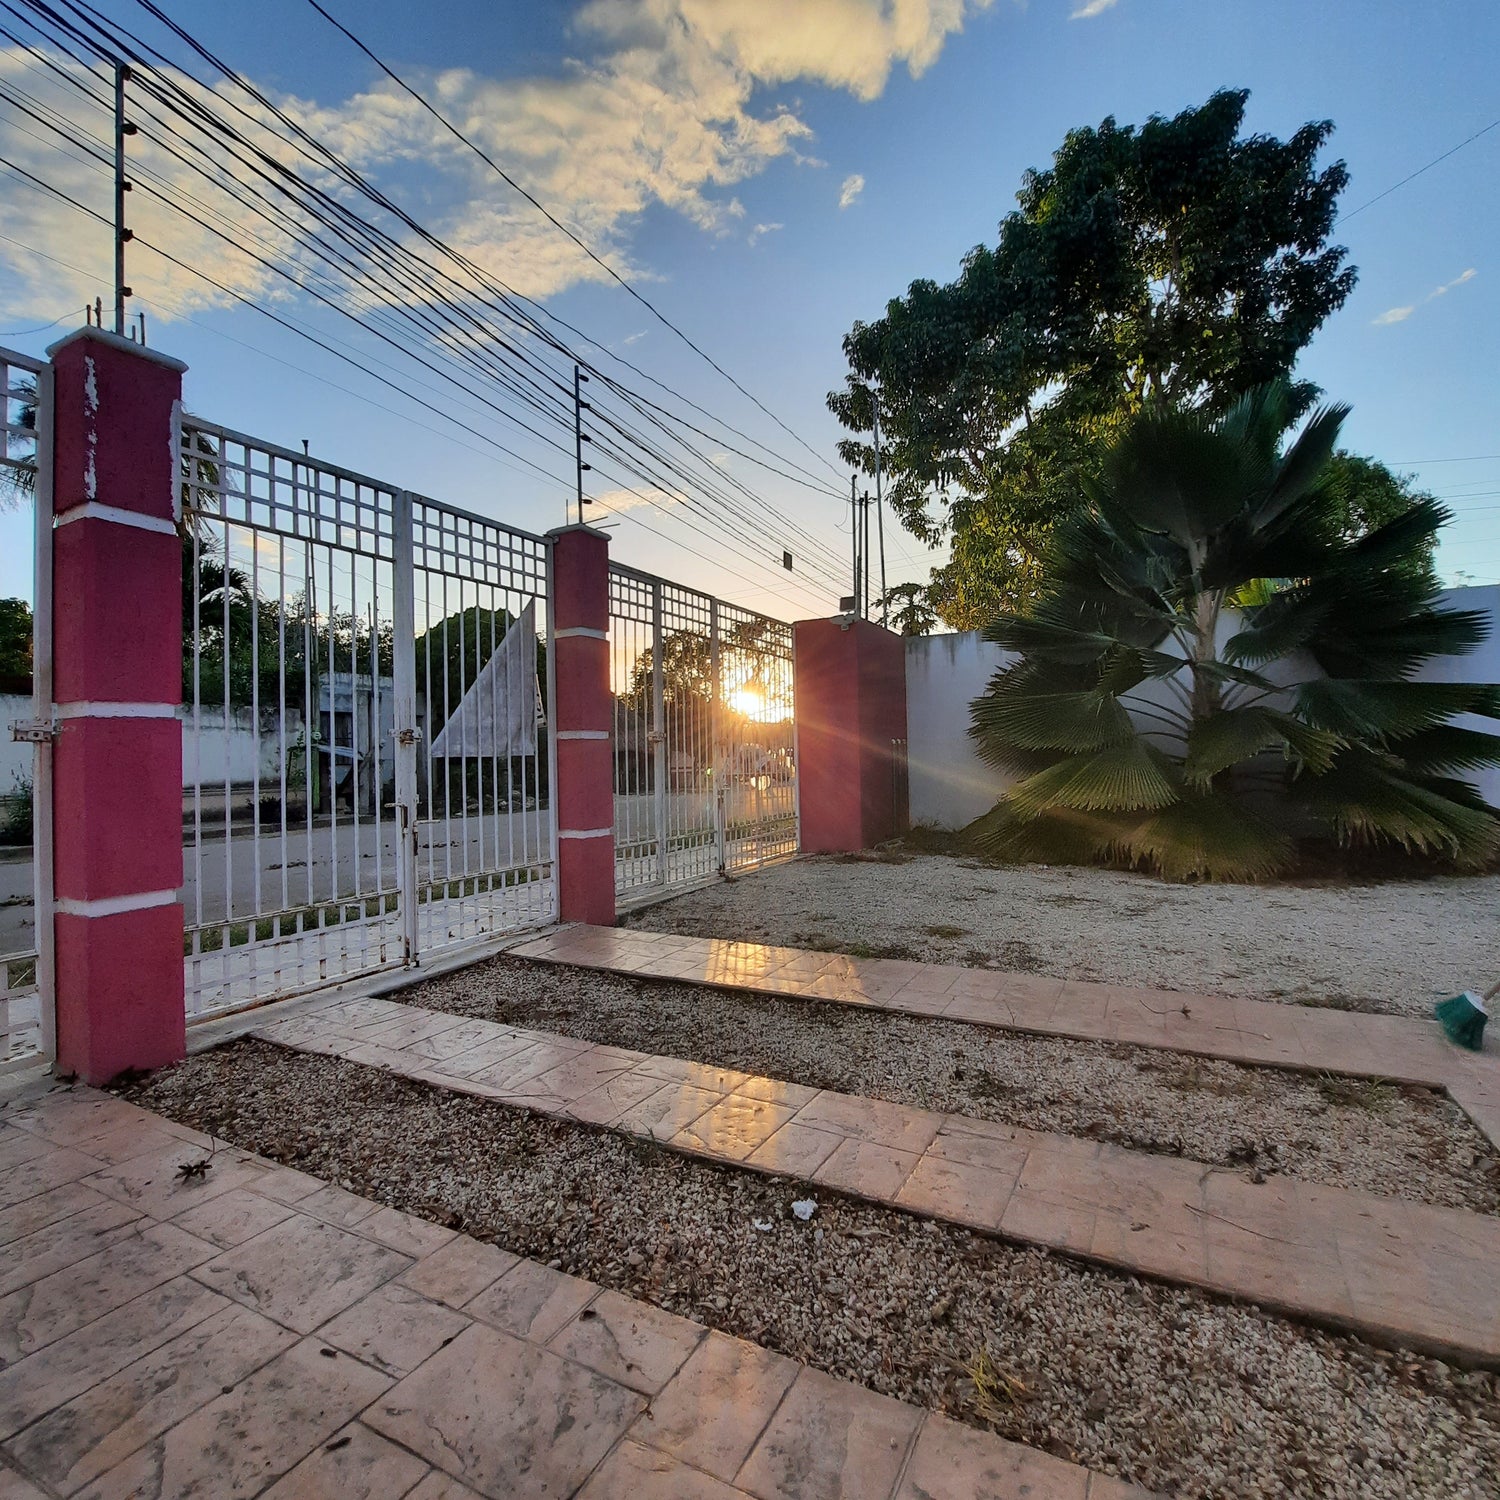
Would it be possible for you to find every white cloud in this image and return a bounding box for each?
[747,222,784,245]
[1,4,992,325]
[1070,0,1119,17]
[1372,267,1477,327]
[839,172,865,209]
[621,330,647,345]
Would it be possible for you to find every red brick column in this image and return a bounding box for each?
[549,525,616,925]
[48,327,187,1083]
[794,617,909,853]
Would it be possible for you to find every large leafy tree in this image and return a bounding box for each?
[830,89,1357,627]
[969,383,1500,881]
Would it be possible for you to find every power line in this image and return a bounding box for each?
[294,0,848,487]
[1337,115,1500,224]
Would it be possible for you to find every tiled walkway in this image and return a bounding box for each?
[0,1081,1147,1500]
[510,926,1500,1148]
[254,997,1500,1368]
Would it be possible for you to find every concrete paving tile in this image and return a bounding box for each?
[400,1236,518,1309]
[297,1182,383,1229]
[637,1330,799,1481]
[529,1048,645,1102]
[998,1187,1097,1257]
[566,1072,671,1126]
[260,1421,430,1499]
[0,1196,143,1296]
[247,1162,327,1205]
[405,1473,487,1500]
[0,1221,219,1364]
[7,1303,298,1494]
[1084,1474,1158,1498]
[927,1121,1034,1173]
[673,1097,800,1163]
[550,1289,704,1395]
[745,1122,843,1180]
[364,1321,643,1500]
[0,1126,61,1175]
[168,1187,297,1249]
[614,1083,723,1141]
[895,1155,1017,1230]
[793,1093,942,1154]
[465,1259,596,1343]
[0,1277,228,1441]
[0,1470,46,1499]
[399,1017,518,1063]
[0,1146,105,1210]
[81,1141,266,1220]
[576,1439,747,1499]
[470,1040,592,1092]
[317,1282,471,1377]
[735,1365,921,1500]
[193,1214,411,1334]
[356,1205,457,1260]
[429,1031,542,1079]
[896,1411,1088,1500]
[75,1336,392,1500]
[940,993,1021,1025]
[3,1090,154,1149]
[734,1076,820,1110]
[814,1138,922,1202]
[356,1008,474,1049]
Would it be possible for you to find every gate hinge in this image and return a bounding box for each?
[647,730,666,747]
[9,718,59,744]
[394,726,424,747]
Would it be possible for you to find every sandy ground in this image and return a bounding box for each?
[623,854,1500,1018]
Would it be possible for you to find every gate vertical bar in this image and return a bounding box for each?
[392,490,419,965]
[32,362,55,1060]
[651,579,667,887]
[544,537,560,924]
[709,597,725,876]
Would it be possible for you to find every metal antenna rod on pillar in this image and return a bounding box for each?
[872,394,888,627]
[573,364,592,526]
[112,62,135,336]
[860,490,872,621]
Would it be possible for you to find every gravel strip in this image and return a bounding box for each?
[403,956,1500,1215]
[621,853,1500,1018]
[118,1042,1500,1500]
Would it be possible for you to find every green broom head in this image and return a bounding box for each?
[1434,992,1489,1051]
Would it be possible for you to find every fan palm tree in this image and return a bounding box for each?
[969,382,1500,879]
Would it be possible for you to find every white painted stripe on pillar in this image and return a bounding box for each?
[555,730,609,740]
[556,828,613,840]
[54,702,180,720]
[55,888,180,918]
[54,502,178,538]
[554,627,607,640]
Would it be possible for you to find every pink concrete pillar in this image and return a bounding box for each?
[47,327,187,1084]
[793,617,909,853]
[549,525,616,925]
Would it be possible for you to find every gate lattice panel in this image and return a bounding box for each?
[180,417,555,1020]
[609,565,797,903]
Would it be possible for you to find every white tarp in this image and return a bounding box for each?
[430,600,540,758]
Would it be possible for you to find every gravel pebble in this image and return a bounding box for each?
[407,956,1500,1214]
[622,853,1500,1018]
[117,1042,1500,1500]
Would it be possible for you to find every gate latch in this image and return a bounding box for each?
[647,730,666,747]
[394,727,424,747]
[9,718,58,744]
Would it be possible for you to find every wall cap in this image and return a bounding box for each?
[46,326,189,374]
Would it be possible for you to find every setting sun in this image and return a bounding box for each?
[727,684,766,719]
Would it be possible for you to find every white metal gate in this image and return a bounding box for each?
[180,417,556,1020]
[0,343,51,1065]
[609,565,797,904]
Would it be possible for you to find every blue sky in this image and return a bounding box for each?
[2,0,1497,619]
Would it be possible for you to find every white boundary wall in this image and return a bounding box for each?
[905,584,1500,831]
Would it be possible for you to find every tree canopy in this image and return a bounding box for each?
[830,89,1357,628]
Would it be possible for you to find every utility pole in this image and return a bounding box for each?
[113,62,136,337]
[872,394,888,627]
[849,474,859,614]
[860,490,872,620]
[573,365,592,525]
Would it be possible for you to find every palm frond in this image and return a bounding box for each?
[1298,680,1500,739]
[1183,707,1341,785]
[969,688,1134,753]
[1006,740,1177,818]
[1119,794,1296,882]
